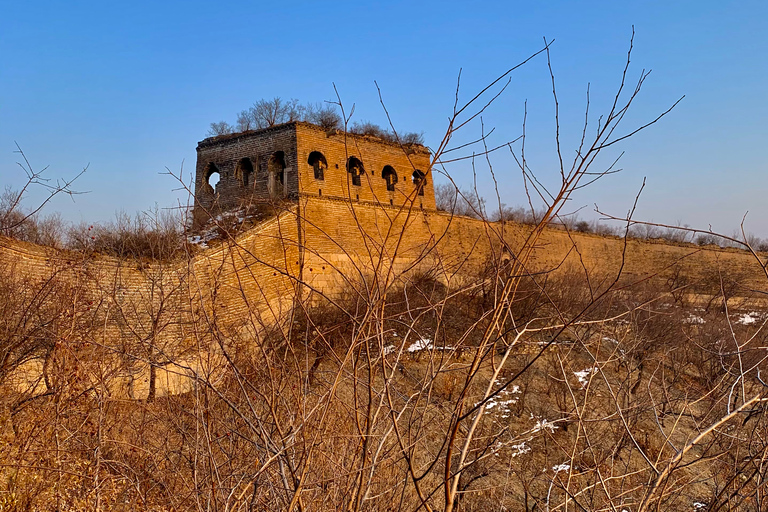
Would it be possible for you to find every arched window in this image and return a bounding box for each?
[268,151,286,197]
[382,166,398,192]
[203,163,220,195]
[412,170,426,196]
[308,151,327,180]
[347,157,364,187]
[235,157,254,187]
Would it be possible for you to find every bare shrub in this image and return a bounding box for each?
[0,187,67,247]
[661,224,692,243]
[228,97,345,132]
[435,182,485,218]
[66,208,184,260]
[349,120,424,145]
[206,120,235,136]
[490,204,546,224]
[14,33,768,512]
[304,102,343,130]
[0,147,83,247]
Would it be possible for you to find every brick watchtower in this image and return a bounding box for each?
[193,122,434,228]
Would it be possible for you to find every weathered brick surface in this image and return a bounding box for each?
[193,122,434,227]
[195,125,299,225]
[3,204,768,399]
[6,125,768,399]
[293,123,434,210]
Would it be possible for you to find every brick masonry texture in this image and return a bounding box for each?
[194,122,434,227]
[2,206,767,399]
[4,125,767,398]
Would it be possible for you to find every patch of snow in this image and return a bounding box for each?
[187,235,209,249]
[486,397,516,410]
[510,442,531,457]
[737,312,761,325]
[407,338,433,352]
[532,418,558,433]
[684,314,705,325]
[406,338,454,352]
[491,440,505,457]
[552,463,570,473]
[535,339,573,346]
[574,367,597,388]
[693,502,707,510]
[485,385,522,413]
[382,345,395,356]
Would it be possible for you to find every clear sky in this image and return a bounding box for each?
[1,1,766,236]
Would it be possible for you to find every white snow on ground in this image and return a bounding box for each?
[406,338,454,352]
[485,397,515,410]
[510,442,531,457]
[382,345,396,356]
[552,463,570,473]
[188,221,227,249]
[189,207,271,250]
[737,312,761,325]
[574,367,597,387]
[407,338,433,352]
[535,339,574,346]
[684,314,706,324]
[187,235,208,249]
[485,385,523,416]
[531,418,558,433]
[693,502,707,510]
[188,233,217,249]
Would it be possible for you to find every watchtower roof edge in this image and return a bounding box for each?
[198,121,430,154]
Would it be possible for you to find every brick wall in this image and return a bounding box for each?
[294,123,434,210]
[5,193,768,399]
[194,125,299,227]
[193,122,435,228]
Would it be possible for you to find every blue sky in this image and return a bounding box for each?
[1,1,766,236]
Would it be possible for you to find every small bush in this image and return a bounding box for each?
[66,209,184,260]
[574,220,591,233]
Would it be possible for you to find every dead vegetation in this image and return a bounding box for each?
[4,32,768,512]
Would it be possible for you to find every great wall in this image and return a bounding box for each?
[3,121,766,398]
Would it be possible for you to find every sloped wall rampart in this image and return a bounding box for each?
[294,196,768,298]
[2,199,767,399]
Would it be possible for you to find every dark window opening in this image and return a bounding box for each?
[318,189,322,196]
[308,151,327,180]
[236,158,254,187]
[268,151,286,197]
[204,163,220,194]
[347,157,364,187]
[412,170,426,196]
[382,165,398,192]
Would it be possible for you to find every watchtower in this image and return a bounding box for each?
[193,122,434,227]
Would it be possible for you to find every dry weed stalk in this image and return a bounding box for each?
[4,32,768,512]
